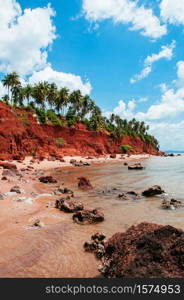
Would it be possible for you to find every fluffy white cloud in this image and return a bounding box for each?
[0,0,56,76]
[160,0,184,25]
[130,41,176,83]
[149,121,184,150]
[28,66,92,95]
[82,0,167,39]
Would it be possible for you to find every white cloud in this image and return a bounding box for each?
[0,0,56,76]
[138,97,148,103]
[160,0,184,25]
[130,41,176,83]
[28,66,92,95]
[82,0,167,39]
[130,66,152,84]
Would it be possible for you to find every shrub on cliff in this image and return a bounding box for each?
[120,144,132,153]
[47,110,61,126]
[55,137,65,147]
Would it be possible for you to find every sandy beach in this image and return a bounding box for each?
[0,153,150,278]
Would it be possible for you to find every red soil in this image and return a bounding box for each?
[0,101,160,160]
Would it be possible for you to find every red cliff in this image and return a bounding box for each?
[0,101,159,160]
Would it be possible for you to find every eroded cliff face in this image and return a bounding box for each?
[0,101,159,160]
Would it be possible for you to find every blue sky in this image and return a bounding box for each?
[1,0,184,150]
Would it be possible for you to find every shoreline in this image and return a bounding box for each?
[0,153,153,277]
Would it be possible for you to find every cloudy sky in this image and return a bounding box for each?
[1,0,184,150]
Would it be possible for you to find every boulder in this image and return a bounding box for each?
[73,208,104,224]
[110,154,116,159]
[83,232,106,259]
[78,177,93,190]
[162,198,182,210]
[142,185,165,197]
[10,185,23,194]
[55,197,83,213]
[118,191,140,201]
[1,176,7,180]
[99,222,184,278]
[128,163,144,170]
[39,176,57,184]
[70,159,77,164]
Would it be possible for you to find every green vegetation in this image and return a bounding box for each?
[55,137,65,147]
[0,72,159,150]
[120,144,132,153]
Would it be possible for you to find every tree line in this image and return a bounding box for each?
[1,72,159,149]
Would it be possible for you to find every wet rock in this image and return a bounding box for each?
[78,177,93,190]
[124,162,128,166]
[142,185,165,197]
[1,176,7,180]
[10,185,24,194]
[128,163,144,170]
[73,208,104,224]
[91,232,106,242]
[0,162,17,169]
[83,232,106,259]
[55,197,83,213]
[83,162,90,166]
[39,176,57,184]
[99,222,184,278]
[118,191,140,200]
[32,219,44,228]
[70,159,77,164]
[162,198,182,210]
[110,154,116,159]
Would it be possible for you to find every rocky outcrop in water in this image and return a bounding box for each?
[55,197,84,213]
[73,209,104,224]
[99,222,184,278]
[142,185,165,197]
[128,163,144,170]
[39,176,57,184]
[162,198,182,210]
[84,232,106,259]
[78,177,93,190]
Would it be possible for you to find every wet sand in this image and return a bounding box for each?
[0,153,171,278]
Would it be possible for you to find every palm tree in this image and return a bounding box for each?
[56,87,69,115]
[2,72,21,104]
[69,90,83,115]
[23,84,33,106]
[47,83,58,110]
[11,84,23,106]
[32,81,49,109]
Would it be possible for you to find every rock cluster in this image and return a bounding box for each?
[99,222,184,278]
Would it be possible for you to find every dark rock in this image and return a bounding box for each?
[78,177,93,190]
[39,176,57,184]
[118,191,140,200]
[128,163,144,170]
[142,185,165,197]
[162,198,182,209]
[84,232,106,259]
[10,185,22,194]
[0,194,4,200]
[55,197,83,213]
[73,208,104,224]
[124,162,128,166]
[1,176,7,180]
[110,154,116,159]
[91,232,106,242]
[99,222,184,278]
[70,159,76,164]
